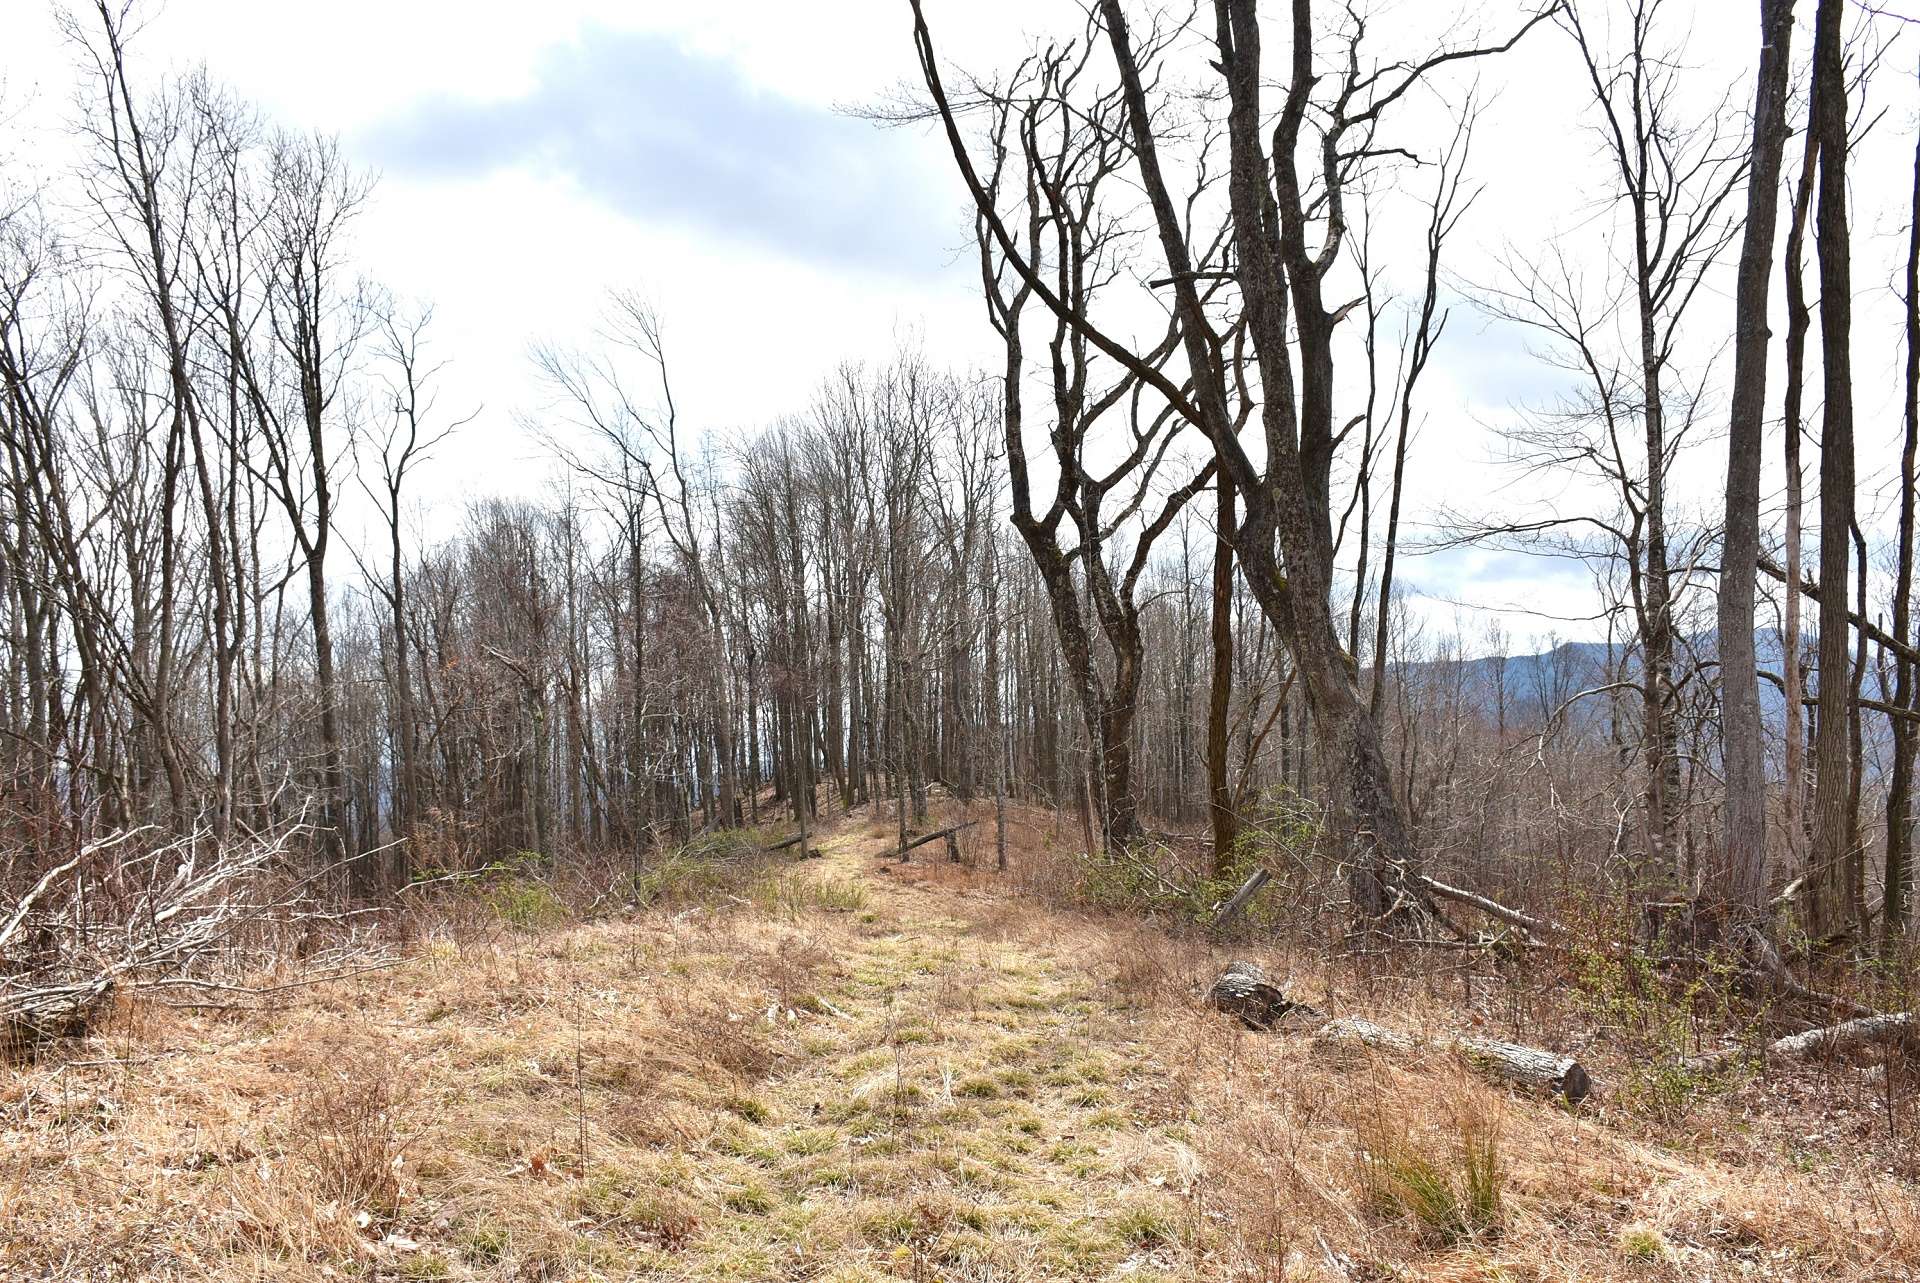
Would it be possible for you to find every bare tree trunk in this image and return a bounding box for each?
[1886,123,1920,948]
[1188,0,1439,923]
[1807,0,1857,942]
[1783,133,1819,867]
[987,534,1009,871]
[745,644,761,825]
[387,512,418,868]
[630,519,650,849]
[1714,0,1795,926]
[1208,471,1238,875]
[888,590,910,860]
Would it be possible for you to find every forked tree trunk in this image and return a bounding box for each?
[1107,0,1439,925]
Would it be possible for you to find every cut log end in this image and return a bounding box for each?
[1458,1035,1592,1104]
[1557,1059,1593,1104]
[1206,960,1326,1030]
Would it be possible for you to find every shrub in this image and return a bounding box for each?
[753,871,868,917]
[655,993,774,1082]
[621,852,741,908]
[618,829,783,909]
[1112,1202,1176,1247]
[485,876,569,930]
[1618,1223,1673,1262]
[571,1172,700,1249]
[805,876,869,913]
[679,826,774,863]
[1048,787,1325,929]
[292,1048,414,1215]
[1572,944,1736,1121]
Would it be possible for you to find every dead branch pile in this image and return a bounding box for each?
[1,820,370,1050]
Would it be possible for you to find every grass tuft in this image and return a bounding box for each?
[1356,1105,1506,1246]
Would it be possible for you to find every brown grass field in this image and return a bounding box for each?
[3,806,1917,1281]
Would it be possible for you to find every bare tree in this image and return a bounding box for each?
[239,132,371,882]
[358,301,470,880]
[914,0,1551,924]
[968,34,1218,851]
[1453,0,1743,893]
[1561,0,1748,883]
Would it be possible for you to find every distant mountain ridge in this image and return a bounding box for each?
[1394,629,1803,732]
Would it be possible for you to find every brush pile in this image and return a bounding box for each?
[1,820,359,1050]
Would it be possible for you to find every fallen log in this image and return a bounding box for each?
[1417,875,1565,939]
[895,821,978,863]
[1204,964,1592,1101]
[1692,1010,1918,1074]
[1769,1011,1915,1061]
[1312,1015,1593,1104]
[1206,960,1325,1029]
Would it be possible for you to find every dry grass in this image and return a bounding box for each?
[2,803,1916,1280]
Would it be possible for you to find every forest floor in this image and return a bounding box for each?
[5,807,1920,1281]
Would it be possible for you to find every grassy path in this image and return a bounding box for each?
[660,825,1202,1281]
[11,814,1920,1281]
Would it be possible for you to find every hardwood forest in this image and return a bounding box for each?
[4,0,1920,1278]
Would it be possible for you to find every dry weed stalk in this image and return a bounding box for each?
[294,1047,416,1215]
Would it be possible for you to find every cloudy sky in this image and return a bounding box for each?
[4,0,1916,652]
[3,0,1015,457]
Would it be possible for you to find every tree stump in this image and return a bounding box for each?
[1206,960,1325,1030]
[1211,869,1272,928]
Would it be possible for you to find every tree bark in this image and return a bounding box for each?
[1807,0,1857,942]
[1713,0,1795,925]
[1208,471,1238,875]
[1885,124,1920,947]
